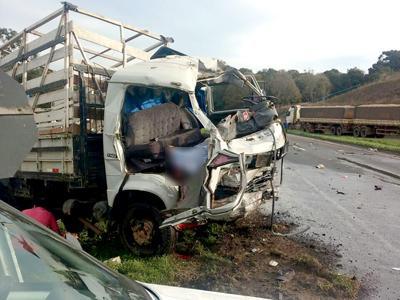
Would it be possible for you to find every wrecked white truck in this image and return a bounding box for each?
[0,3,287,255]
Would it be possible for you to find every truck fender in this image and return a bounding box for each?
[120,174,179,210]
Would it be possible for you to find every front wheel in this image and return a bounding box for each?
[119,204,176,256]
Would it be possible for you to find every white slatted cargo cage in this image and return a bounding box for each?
[0,2,173,188]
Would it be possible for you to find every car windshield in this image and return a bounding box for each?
[0,201,151,300]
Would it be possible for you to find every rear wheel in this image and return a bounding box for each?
[335,126,342,136]
[120,203,176,256]
[353,127,360,137]
[330,126,336,135]
[360,126,368,138]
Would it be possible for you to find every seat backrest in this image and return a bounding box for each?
[126,103,181,146]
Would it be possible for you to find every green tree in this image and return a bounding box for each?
[239,67,253,75]
[295,72,331,102]
[256,69,302,104]
[368,50,400,80]
[0,27,19,55]
[323,69,349,93]
[346,67,365,86]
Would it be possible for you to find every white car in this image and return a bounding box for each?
[0,200,269,300]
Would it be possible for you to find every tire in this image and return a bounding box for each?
[335,126,342,136]
[119,203,176,256]
[360,127,368,138]
[305,123,314,133]
[330,126,336,135]
[353,127,360,137]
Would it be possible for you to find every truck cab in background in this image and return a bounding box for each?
[285,105,301,128]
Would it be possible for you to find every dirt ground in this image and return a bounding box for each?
[171,213,360,300]
[84,212,360,300]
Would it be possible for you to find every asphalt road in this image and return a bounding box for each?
[277,134,400,299]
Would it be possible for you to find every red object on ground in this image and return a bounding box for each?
[175,253,192,260]
[175,223,203,231]
[22,206,60,234]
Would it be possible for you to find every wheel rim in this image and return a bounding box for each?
[360,128,367,137]
[353,128,360,137]
[336,127,342,136]
[130,218,155,246]
[331,127,336,135]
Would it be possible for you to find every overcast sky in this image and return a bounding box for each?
[1,0,399,73]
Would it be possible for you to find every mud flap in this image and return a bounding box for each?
[160,152,247,228]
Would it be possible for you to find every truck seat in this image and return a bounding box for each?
[125,103,202,161]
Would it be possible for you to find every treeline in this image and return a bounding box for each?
[239,50,400,105]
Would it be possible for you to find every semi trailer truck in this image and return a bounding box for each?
[0,2,287,255]
[286,104,400,137]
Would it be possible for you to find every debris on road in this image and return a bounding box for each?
[374,185,383,191]
[392,267,400,271]
[336,190,346,195]
[104,256,122,265]
[269,260,279,267]
[368,148,378,152]
[315,164,325,169]
[276,269,296,282]
[292,144,306,151]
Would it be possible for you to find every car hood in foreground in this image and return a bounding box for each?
[143,283,271,300]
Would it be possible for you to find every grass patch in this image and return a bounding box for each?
[288,129,400,153]
[329,273,359,298]
[294,254,359,298]
[294,253,324,275]
[106,255,178,284]
[83,220,360,299]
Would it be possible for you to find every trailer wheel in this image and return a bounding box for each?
[335,126,342,136]
[330,126,336,135]
[353,127,360,137]
[360,127,368,138]
[305,123,314,133]
[119,203,175,256]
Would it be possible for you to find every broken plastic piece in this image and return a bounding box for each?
[269,260,279,267]
[104,256,122,264]
[276,269,295,282]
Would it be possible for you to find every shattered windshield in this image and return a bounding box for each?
[0,202,150,300]
[210,82,254,112]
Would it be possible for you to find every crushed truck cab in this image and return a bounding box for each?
[104,55,287,230]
